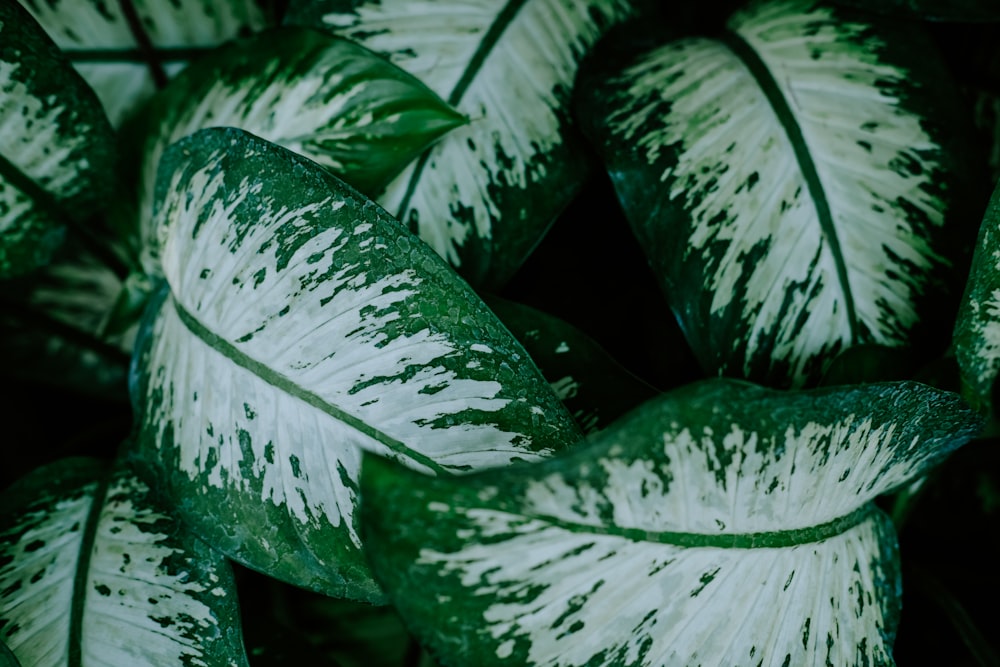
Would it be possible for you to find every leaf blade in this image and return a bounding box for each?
[134,127,581,600]
[361,379,981,665]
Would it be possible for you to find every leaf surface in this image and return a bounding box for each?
[953,180,1000,414]
[133,128,581,601]
[128,25,465,277]
[0,458,247,667]
[0,2,114,278]
[287,0,636,289]
[577,0,970,387]
[18,0,271,125]
[362,379,982,666]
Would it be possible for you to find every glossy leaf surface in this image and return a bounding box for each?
[577,0,968,387]
[0,458,247,666]
[362,379,981,666]
[133,128,581,601]
[0,2,114,278]
[954,180,1000,414]
[19,0,271,125]
[129,26,465,277]
[287,0,636,289]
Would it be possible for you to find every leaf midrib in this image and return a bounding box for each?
[69,473,111,667]
[394,0,529,220]
[512,502,875,548]
[171,297,447,476]
[720,30,860,342]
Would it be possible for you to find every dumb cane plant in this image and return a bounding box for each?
[2,0,1000,665]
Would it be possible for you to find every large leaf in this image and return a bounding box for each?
[18,0,272,126]
[286,0,637,290]
[361,379,982,666]
[132,127,581,602]
[953,180,1000,415]
[0,458,247,666]
[128,25,465,278]
[0,2,114,278]
[576,0,973,388]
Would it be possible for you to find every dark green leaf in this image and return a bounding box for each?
[485,295,660,434]
[831,0,1000,21]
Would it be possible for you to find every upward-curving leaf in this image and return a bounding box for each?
[0,458,247,667]
[953,180,1000,415]
[362,379,982,666]
[127,26,466,278]
[576,0,972,387]
[0,2,114,278]
[132,128,581,602]
[287,0,637,289]
[18,0,272,126]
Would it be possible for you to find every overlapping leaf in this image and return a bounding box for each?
[287,0,637,289]
[953,180,1000,415]
[362,379,982,666]
[132,128,581,601]
[485,296,660,434]
[0,2,114,278]
[128,25,465,278]
[0,458,247,666]
[18,0,272,126]
[577,0,971,387]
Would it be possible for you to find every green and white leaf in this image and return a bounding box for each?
[485,295,660,434]
[0,1,114,278]
[0,458,247,667]
[361,379,982,666]
[18,0,271,126]
[953,180,1000,415]
[286,0,636,289]
[129,25,465,278]
[576,0,968,387]
[133,127,581,601]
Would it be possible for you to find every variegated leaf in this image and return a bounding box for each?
[953,180,1000,415]
[485,295,660,434]
[361,379,982,666]
[576,0,971,387]
[286,0,637,289]
[132,128,581,601]
[129,25,465,278]
[0,2,114,278]
[18,0,272,126]
[0,458,247,667]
